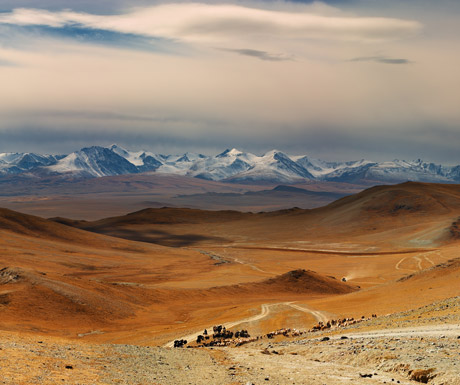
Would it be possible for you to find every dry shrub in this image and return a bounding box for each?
[409,368,436,383]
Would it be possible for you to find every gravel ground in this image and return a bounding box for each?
[0,296,459,384]
[227,328,460,384]
[0,335,232,385]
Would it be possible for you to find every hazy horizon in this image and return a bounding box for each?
[3,142,460,166]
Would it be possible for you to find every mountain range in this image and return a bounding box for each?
[1,144,460,184]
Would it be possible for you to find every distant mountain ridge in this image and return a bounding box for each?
[1,144,460,184]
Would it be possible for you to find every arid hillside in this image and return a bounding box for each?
[307,254,460,318]
[1,181,459,349]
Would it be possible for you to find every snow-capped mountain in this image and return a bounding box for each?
[362,160,452,183]
[110,144,163,172]
[48,146,139,177]
[223,150,314,183]
[293,156,376,180]
[0,152,63,175]
[186,148,254,180]
[1,145,460,184]
[156,152,208,175]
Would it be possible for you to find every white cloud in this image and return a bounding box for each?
[0,8,65,27]
[0,3,422,48]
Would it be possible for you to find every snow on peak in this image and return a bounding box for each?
[2,145,459,184]
[110,144,129,156]
[48,146,138,177]
[216,148,244,158]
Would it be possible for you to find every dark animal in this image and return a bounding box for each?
[173,339,187,348]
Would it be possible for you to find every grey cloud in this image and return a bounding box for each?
[22,110,197,124]
[0,124,238,155]
[2,119,460,165]
[0,58,16,66]
[222,48,292,61]
[350,55,411,64]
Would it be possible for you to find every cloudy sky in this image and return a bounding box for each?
[0,0,459,162]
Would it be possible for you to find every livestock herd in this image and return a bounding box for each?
[195,325,256,347]
[173,314,378,349]
[308,314,378,333]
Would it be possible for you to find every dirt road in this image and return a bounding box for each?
[333,323,460,339]
[163,301,330,347]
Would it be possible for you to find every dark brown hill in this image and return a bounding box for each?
[318,182,460,217]
[0,208,93,243]
[248,269,357,295]
[0,207,164,252]
[152,269,357,301]
[75,207,250,227]
[51,182,460,248]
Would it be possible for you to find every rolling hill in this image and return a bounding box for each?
[55,182,460,249]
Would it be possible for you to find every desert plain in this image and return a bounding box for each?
[1,180,459,384]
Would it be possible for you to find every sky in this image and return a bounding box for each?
[0,0,459,163]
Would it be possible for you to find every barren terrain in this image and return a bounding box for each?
[1,181,459,383]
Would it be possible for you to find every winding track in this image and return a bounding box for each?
[396,250,438,272]
[286,303,329,323]
[163,301,329,348]
[197,249,267,273]
[163,303,274,348]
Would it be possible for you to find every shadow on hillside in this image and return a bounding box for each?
[88,228,228,247]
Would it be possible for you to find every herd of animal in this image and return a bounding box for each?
[195,325,255,347]
[173,339,188,348]
[172,314,378,349]
[308,314,378,333]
